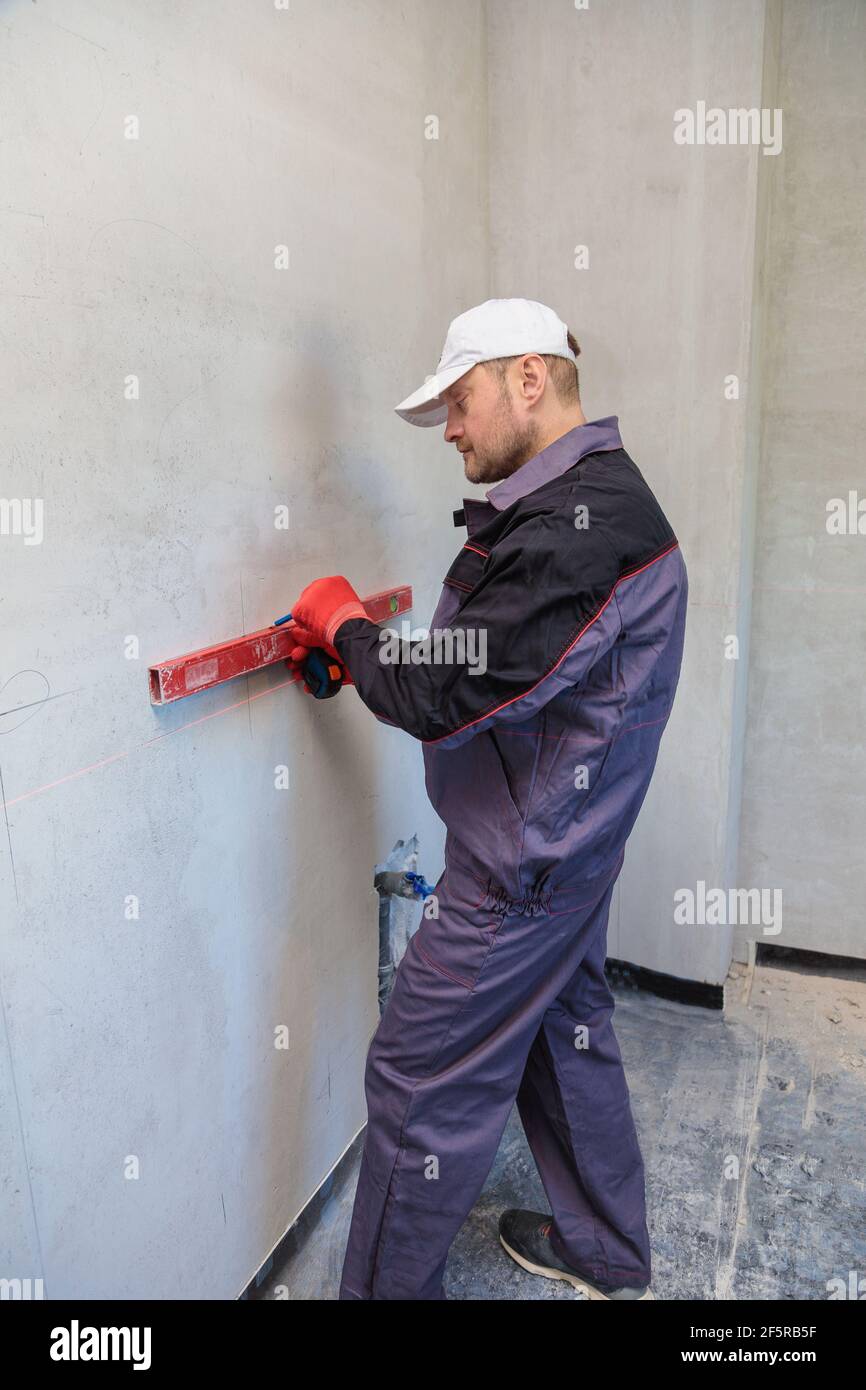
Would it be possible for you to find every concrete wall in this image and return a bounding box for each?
[0,0,485,1297]
[487,0,770,986]
[738,0,866,961]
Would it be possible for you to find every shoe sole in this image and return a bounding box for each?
[499,1233,655,1300]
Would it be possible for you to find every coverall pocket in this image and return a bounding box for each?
[487,727,528,824]
[411,852,509,992]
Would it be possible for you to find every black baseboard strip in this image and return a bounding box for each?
[605,956,725,1010]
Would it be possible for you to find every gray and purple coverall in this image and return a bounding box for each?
[331,417,688,1299]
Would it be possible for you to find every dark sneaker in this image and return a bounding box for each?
[498,1209,654,1301]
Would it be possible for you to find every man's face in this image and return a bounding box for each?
[441,362,543,486]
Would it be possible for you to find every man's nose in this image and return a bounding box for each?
[443,407,463,443]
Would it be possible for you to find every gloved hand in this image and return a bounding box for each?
[287,623,354,694]
[289,576,367,647]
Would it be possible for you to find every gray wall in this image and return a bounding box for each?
[487,0,864,981]
[0,0,483,1298]
[738,0,866,961]
[487,0,770,985]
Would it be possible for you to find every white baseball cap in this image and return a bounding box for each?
[394,297,578,427]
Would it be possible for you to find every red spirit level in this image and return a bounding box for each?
[148,584,412,705]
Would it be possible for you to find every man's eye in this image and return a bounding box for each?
[458,399,468,412]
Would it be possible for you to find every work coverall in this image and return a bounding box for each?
[331,417,688,1299]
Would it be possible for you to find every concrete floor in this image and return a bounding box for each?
[252,951,866,1300]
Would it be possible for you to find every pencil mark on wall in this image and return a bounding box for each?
[0,761,20,906]
[0,670,53,734]
[78,53,105,155]
[6,672,294,812]
[151,357,236,468]
[49,21,109,52]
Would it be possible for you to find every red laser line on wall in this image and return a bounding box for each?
[2,585,412,812]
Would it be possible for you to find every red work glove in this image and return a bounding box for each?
[285,578,366,694]
[290,576,367,647]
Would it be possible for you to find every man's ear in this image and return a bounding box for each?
[519,353,546,405]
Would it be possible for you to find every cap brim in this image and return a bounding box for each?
[394,361,475,427]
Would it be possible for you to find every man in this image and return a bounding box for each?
[288,298,688,1301]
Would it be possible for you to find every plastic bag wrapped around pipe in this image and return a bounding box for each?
[373,835,435,1014]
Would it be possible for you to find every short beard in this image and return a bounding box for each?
[463,380,543,485]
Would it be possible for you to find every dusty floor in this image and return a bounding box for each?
[253,950,866,1300]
